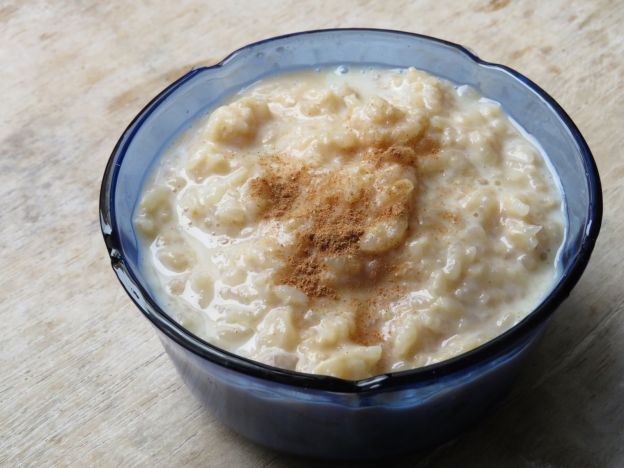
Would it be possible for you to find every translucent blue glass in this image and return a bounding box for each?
[100,29,601,459]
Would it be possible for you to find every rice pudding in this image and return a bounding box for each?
[134,67,564,380]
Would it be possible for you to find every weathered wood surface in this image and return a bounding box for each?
[1,1,622,466]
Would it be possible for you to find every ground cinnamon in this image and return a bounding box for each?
[249,165,306,219]
[277,184,372,298]
[249,143,432,299]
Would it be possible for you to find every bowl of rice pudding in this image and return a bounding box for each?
[100,29,602,459]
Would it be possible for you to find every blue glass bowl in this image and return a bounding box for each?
[100,29,602,459]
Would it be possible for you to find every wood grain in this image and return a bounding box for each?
[1,0,622,466]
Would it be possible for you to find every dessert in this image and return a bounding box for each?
[134,67,564,379]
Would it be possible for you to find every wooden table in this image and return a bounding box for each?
[2,1,622,466]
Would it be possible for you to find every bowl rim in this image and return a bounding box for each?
[100,28,602,393]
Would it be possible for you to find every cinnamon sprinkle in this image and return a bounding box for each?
[351,284,406,346]
[249,142,436,299]
[276,187,372,298]
[364,145,418,168]
[249,163,307,219]
[352,298,383,346]
[439,210,459,224]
